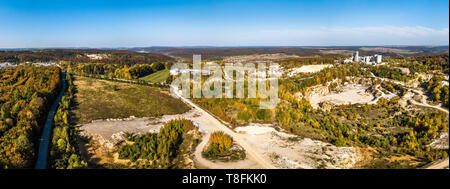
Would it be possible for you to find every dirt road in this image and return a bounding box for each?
[425,158,449,169]
[171,86,277,169]
[408,88,449,114]
[370,73,449,114]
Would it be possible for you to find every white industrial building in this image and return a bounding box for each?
[344,51,382,65]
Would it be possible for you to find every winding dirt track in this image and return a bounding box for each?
[370,72,449,114]
[172,87,276,169]
[408,88,449,114]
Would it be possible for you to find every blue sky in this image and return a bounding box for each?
[0,0,448,48]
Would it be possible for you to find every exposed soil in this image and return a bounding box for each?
[287,64,333,77]
[234,124,362,169]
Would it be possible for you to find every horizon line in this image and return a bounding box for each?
[1,45,449,50]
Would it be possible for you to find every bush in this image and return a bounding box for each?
[237,111,252,122]
[256,109,271,121]
[207,131,233,154]
[203,131,245,161]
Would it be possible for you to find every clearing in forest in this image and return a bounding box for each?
[140,69,170,83]
[72,76,189,124]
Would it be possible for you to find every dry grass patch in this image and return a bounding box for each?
[72,76,189,124]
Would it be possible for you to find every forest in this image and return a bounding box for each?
[0,65,61,168]
[387,54,449,74]
[369,65,412,82]
[68,62,167,80]
[381,81,406,96]
[0,49,174,65]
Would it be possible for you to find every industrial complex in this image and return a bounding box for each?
[344,51,382,65]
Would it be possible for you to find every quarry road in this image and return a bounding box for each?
[370,73,449,114]
[425,158,449,169]
[172,87,277,169]
[410,100,449,114]
[408,88,449,114]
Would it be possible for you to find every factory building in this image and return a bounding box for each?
[374,54,382,63]
[344,51,383,65]
[353,51,359,62]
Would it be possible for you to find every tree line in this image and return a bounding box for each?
[69,62,167,80]
[0,49,174,65]
[0,65,61,168]
[48,73,86,169]
[386,54,449,74]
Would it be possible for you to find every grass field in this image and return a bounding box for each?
[140,69,170,83]
[72,76,189,124]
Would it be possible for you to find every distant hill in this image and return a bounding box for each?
[129,46,449,60]
[0,49,174,65]
[2,46,447,62]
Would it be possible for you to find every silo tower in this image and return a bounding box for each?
[354,51,359,62]
[376,54,382,63]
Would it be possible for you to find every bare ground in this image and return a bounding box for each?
[287,64,333,77]
[306,83,375,109]
[234,124,361,169]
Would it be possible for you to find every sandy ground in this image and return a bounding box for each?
[78,109,204,149]
[234,124,361,169]
[79,117,161,148]
[287,64,332,77]
[425,158,449,169]
[86,53,108,60]
[308,84,374,109]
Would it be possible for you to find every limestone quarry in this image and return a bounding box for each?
[234,124,361,169]
[300,78,378,109]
